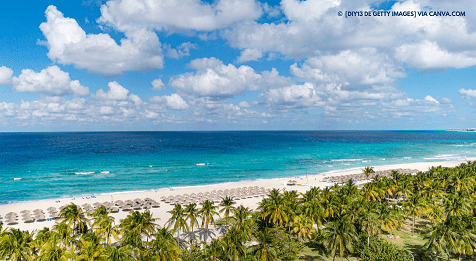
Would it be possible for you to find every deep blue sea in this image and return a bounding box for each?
[1,131,476,204]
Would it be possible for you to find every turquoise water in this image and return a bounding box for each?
[1,131,476,203]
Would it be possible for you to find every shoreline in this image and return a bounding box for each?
[1,158,475,232]
[3,157,472,207]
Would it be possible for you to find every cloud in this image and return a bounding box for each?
[150,93,189,110]
[237,49,263,63]
[0,66,13,85]
[12,66,89,96]
[151,79,166,91]
[238,101,251,108]
[281,0,340,22]
[396,41,476,70]
[459,88,476,99]
[129,94,142,106]
[97,0,263,32]
[259,82,325,110]
[223,0,476,72]
[94,81,129,100]
[40,5,163,77]
[424,95,439,104]
[291,49,406,87]
[164,42,197,59]
[100,106,114,115]
[170,57,291,98]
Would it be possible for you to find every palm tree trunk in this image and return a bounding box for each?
[378,229,380,240]
[412,216,415,236]
[367,236,370,248]
[333,252,336,261]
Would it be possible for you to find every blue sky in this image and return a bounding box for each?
[1,0,475,131]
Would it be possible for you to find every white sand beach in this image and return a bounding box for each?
[2,158,475,233]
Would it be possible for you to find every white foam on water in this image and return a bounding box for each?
[403,157,412,159]
[100,171,110,174]
[380,158,386,160]
[434,154,456,158]
[362,160,368,162]
[196,163,206,166]
[75,172,94,175]
[14,178,21,181]
[331,159,363,162]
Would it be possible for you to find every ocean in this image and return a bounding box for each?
[1,131,475,204]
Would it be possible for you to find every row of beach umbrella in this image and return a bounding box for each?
[161,186,270,205]
[323,168,419,183]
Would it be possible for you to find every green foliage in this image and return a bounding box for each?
[1,161,476,260]
[354,236,410,261]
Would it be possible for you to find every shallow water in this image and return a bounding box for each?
[1,131,475,203]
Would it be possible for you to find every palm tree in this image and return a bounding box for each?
[222,227,247,261]
[103,245,135,261]
[36,236,70,261]
[91,205,108,219]
[144,228,181,261]
[201,239,225,261]
[219,196,236,226]
[58,203,90,235]
[376,200,396,239]
[251,227,278,261]
[443,193,471,218]
[359,202,378,248]
[425,217,462,261]
[362,166,375,181]
[166,204,189,248]
[52,222,75,251]
[259,189,290,227]
[120,210,158,247]
[93,214,120,245]
[185,203,200,233]
[302,197,324,230]
[229,205,253,240]
[322,216,357,261]
[291,215,314,242]
[403,193,425,236]
[76,233,107,261]
[361,182,380,202]
[200,200,219,232]
[0,228,35,261]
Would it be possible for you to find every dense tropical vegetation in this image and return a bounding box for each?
[1,161,476,260]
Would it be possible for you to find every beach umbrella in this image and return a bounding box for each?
[20,210,30,214]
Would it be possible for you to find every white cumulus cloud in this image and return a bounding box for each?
[94,81,129,100]
[459,88,476,99]
[12,66,89,96]
[40,5,164,77]
[150,93,189,110]
[237,49,263,63]
[0,66,13,85]
[151,79,166,91]
[97,0,263,32]
[170,57,291,98]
